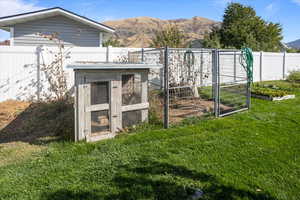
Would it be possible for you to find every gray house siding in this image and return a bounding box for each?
[13,15,101,47]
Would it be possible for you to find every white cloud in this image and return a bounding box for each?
[292,0,300,5]
[264,2,279,18]
[0,0,44,17]
[266,3,274,11]
[0,0,44,41]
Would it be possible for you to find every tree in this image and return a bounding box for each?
[201,28,222,49]
[150,24,185,48]
[103,38,122,47]
[203,3,283,52]
[287,48,300,53]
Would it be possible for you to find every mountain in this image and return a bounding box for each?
[287,39,300,49]
[103,16,219,47]
[0,40,9,46]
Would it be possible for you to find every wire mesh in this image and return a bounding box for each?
[128,49,164,126]
[167,49,214,124]
[122,73,142,106]
[128,48,250,127]
[218,51,249,116]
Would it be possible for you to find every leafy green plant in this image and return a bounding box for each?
[287,70,300,83]
[254,81,300,91]
[150,24,186,48]
[103,38,123,47]
[251,86,291,97]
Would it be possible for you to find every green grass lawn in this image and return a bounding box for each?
[1,81,300,200]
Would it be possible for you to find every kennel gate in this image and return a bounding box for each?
[212,50,250,117]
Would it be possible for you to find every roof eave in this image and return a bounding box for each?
[0,7,115,33]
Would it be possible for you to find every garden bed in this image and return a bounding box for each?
[251,93,295,101]
[251,85,296,101]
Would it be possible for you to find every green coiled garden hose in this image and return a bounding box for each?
[240,48,254,83]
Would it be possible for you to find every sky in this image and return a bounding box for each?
[0,0,299,43]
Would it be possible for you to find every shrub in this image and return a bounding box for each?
[287,70,300,83]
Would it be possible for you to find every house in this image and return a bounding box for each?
[0,7,115,47]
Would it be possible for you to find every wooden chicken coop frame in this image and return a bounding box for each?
[69,63,162,142]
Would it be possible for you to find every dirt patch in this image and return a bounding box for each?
[169,98,232,123]
[149,91,233,124]
[0,100,30,130]
[0,99,74,166]
[0,100,44,166]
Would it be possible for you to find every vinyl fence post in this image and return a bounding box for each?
[234,51,237,82]
[36,46,42,101]
[164,46,169,129]
[106,46,110,63]
[283,51,286,80]
[259,51,263,82]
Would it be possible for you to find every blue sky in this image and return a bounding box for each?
[0,0,299,42]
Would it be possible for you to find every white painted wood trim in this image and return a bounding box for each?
[86,103,109,112]
[10,27,14,46]
[121,102,149,112]
[0,8,115,33]
[86,132,116,142]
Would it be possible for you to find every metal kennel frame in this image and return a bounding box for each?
[128,47,251,128]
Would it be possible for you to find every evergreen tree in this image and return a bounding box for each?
[203,3,283,51]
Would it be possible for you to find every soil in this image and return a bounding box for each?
[169,98,232,123]
[0,100,30,130]
[0,99,73,145]
[0,100,43,167]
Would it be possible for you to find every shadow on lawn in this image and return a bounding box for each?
[42,159,278,200]
[0,100,74,145]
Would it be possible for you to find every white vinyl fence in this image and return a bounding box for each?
[0,46,300,102]
[0,46,142,101]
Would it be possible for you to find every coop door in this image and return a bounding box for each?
[84,80,116,141]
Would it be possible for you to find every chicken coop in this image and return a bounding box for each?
[69,62,162,142]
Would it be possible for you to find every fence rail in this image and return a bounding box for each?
[0,46,300,102]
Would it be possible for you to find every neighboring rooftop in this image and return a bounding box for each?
[0,7,115,33]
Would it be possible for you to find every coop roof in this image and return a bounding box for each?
[67,62,162,70]
[0,7,115,33]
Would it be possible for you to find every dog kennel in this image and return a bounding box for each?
[69,62,162,142]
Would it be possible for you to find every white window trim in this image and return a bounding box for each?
[10,27,14,46]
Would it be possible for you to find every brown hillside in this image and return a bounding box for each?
[103,16,219,47]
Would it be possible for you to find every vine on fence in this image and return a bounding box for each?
[38,32,72,101]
